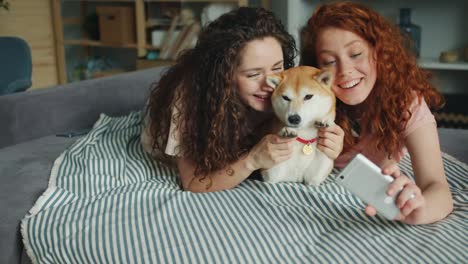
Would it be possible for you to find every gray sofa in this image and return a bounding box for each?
[1,66,467,264]
[0,67,166,264]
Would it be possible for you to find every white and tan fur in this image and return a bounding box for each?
[261,66,336,185]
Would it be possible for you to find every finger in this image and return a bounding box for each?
[400,195,424,217]
[318,137,333,148]
[271,135,296,144]
[331,124,345,135]
[387,176,412,196]
[262,149,291,165]
[319,138,341,153]
[396,183,421,208]
[318,131,340,143]
[272,155,292,164]
[318,136,341,150]
[394,212,406,221]
[269,143,289,151]
[365,205,377,216]
[270,150,294,163]
[273,148,294,158]
[381,163,400,178]
[317,144,337,159]
[270,141,295,151]
[320,124,343,136]
[317,139,339,154]
[269,141,295,152]
[318,126,341,136]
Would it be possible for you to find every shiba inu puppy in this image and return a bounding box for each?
[261,66,336,185]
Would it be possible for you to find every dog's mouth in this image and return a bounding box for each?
[339,78,362,89]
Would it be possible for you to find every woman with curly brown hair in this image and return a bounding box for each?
[142,7,345,193]
[301,2,452,224]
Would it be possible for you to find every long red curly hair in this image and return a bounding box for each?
[300,1,444,157]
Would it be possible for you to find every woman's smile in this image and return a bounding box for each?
[338,78,362,89]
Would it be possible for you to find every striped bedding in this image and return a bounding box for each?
[21,112,468,264]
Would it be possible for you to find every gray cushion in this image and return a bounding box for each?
[438,128,468,164]
[0,135,79,264]
[0,67,167,148]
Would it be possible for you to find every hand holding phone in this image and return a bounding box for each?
[336,154,400,220]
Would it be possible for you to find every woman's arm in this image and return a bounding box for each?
[179,134,295,193]
[368,122,453,224]
[178,154,255,192]
[364,122,453,224]
[400,122,453,224]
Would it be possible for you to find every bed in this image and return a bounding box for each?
[21,112,468,263]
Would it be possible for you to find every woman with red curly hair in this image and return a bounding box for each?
[142,7,345,193]
[301,2,452,224]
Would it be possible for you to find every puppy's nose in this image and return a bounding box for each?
[288,115,301,125]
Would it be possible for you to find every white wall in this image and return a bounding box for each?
[270,0,468,94]
[271,0,315,52]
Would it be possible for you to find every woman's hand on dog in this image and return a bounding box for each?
[245,134,295,171]
[364,162,427,224]
[317,124,344,160]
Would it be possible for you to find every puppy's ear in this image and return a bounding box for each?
[316,70,333,89]
[266,74,282,89]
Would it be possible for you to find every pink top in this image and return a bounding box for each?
[335,97,436,168]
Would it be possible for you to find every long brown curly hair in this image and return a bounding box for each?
[300,1,444,157]
[146,7,296,178]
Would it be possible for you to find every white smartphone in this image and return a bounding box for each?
[335,154,400,220]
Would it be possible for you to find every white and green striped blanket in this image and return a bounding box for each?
[22,112,468,263]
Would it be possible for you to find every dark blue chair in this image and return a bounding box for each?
[0,36,32,95]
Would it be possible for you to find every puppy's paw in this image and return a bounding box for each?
[314,121,329,128]
[280,128,298,138]
[315,120,335,128]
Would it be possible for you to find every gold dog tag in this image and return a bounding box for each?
[302,143,314,156]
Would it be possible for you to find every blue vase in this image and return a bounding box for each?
[398,8,421,57]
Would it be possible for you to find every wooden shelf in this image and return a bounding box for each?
[62,39,162,50]
[146,18,185,28]
[53,0,251,84]
[63,39,138,49]
[418,58,468,71]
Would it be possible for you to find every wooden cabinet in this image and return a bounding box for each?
[51,0,253,84]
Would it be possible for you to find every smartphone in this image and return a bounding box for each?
[335,154,400,220]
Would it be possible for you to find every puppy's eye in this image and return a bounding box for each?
[282,95,290,101]
[304,94,314,100]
